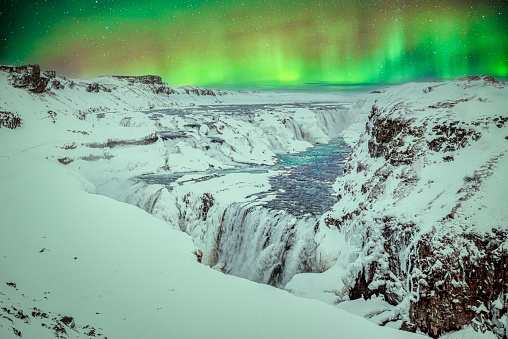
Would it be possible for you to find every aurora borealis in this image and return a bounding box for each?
[1,0,507,89]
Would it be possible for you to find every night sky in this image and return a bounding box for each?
[1,0,507,88]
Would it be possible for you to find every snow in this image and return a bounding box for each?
[167,141,225,172]
[0,151,419,339]
[440,326,498,339]
[1,69,506,338]
[1,70,415,338]
[284,265,351,305]
[286,76,508,337]
[305,76,508,270]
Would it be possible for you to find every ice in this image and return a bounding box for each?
[1,70,506,338]
[0,143,418,339]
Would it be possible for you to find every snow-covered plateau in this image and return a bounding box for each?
[0,65,506,339]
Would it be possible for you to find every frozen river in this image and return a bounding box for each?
[139,138,350,216]
[124,103,352,286]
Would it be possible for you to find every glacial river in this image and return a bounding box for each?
[136,138,350,286]
[139,138,350,216]
[125,102,352,286]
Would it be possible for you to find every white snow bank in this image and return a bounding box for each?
[0,153,420,338]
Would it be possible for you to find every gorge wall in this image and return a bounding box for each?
[1,65,507,338]
[310,76,508,338]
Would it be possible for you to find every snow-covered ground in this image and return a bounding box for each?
[0,69,358,290]
[0,68,413,338]
[0,153,421,339]
[1,67,506,338]
[287,76,508,338]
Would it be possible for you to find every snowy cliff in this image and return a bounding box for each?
[2,65,397,339]
[1,65,507,338]
[288,76,508,338]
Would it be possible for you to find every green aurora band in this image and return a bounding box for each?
[1,0,507,88]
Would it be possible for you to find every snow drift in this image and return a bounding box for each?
[1,65,507,339]
[289,76,508,338]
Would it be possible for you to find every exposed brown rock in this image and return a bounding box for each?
[0,111,22,129]
[427,122,481,152]
[43,70,56,78]
[0,64,49,93]
[113,75,163,85]
[86,82,111,93]
[409,231,507,338]
[366,104,424,166]
[200,193,215,219]
[339,82,507,338]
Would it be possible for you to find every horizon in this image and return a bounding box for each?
[3,62,508,94]
[1,0,507,89]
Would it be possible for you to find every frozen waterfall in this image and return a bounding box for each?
[106,104,352,287]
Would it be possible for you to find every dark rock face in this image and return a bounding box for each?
[86,82,100,93]
[353,107,507,336]
[85,134,158,148]
[113,75,163,85]
[184,87,217,96]
[410,231,508,338]
[153,85,176,95]
[86,82,111,93]
[200,193,214,219]
[43,70,56,79]
[324,78,508,338]
[0,64,49,93]
[0,111,22,129]
[112,75,176,95]
[428,121,482,152]
[58,157,73,165]
[457,75,501,84]
[180,86,229,96]
[50,79,65,90]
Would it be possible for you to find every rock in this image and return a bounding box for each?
[86,82,111,93]
[184,87,217,96]
[60,316,76,329]
[86,82,100,93]
[113,75,163,85]
[85,134,158,149]
[43,70,56,78]
[457,75,501,84]
[153,85,176,95]
[58,157,73,165]
[111,75,177,94]
[50,79,65,90]
[200,193,214,219]
[0,64,49,93]
[0,111,22,129]
[193,249,203,263]
[323,78,508,338]
[409,231,508,338]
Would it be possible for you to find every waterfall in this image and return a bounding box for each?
[105,103,352,288]
[195,201,318,287]
[313,106,355,138]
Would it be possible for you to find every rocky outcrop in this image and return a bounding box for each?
[49,79,65,90]
[86,82,111,93]
[410,230,507,338]
[320,76,508,338]
[43,70,56,79]
[182,87,228,96]
[112,75,177,95]
[85,134,158,149]
[0,111,22,129]
[153,85,176,95]
[185,87,217,96]
[0,64,49,93]
[113,75,163,85]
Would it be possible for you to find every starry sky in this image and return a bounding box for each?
[1,0,507,89]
